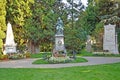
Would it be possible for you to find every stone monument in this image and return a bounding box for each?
[86,35,92,52]
[49,17,71,63]
[103,24,119,54]
[53,17,66,57]
[3,22,17,54]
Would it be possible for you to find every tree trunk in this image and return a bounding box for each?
[27,40,40,53]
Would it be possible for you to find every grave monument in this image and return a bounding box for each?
[53,17,66,57]
[49,17,71,63]
[86,35,92,52]
[103,24,119,54]
[3,22,17,54]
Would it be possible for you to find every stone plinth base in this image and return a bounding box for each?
[55,34,65,51]
[3,44,17,54]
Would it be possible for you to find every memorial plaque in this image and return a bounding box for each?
[55,35,65,51]
[103,24,119,54]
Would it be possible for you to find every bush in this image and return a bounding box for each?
[32,57,88,64]
[0,54,9,60]
[47,56,72,64]
[24,52,30,58]
[8,53,23,60]
[8,52,31,60]
[0,53,2,60]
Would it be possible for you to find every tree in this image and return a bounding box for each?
[97,0,120,51]
[6,0,34,51]
[80,0,120,51]
[66,0,85,21]
[63,0,86,52]
[6,0,34,25]
[0,0,6,53]
[73,0,100,52]
[24,0,56,53]
[98,0,120,24]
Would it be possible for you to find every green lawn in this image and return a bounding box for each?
[30,51,120,59]
[0,62,120,80]
[30,52,51,58]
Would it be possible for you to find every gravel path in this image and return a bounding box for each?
[0,57,120,68]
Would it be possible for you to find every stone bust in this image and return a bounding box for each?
[56,17,64,35]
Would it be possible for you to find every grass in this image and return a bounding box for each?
[93,53,120,57]
[0,62,120,80]
[76,49,94,56]
[30,50,120,59]
[30,52,51,58]
[76,49,120,57]
[32,57,88,64]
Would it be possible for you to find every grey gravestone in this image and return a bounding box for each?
[3,22,17,54]
[103,24,119,54]
[86,35,92,52]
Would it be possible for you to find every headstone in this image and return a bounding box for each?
[103,24,119,54]
[3,22,17,54]
[86,35,92,52]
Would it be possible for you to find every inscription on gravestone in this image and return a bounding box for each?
[103,24,119,54]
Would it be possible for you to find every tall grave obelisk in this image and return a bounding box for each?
[3,22,17,54]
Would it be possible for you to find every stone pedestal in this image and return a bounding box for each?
[55,34,65,51]
[4,44,17,54]
[103,24,119,54]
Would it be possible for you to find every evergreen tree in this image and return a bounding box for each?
[79,0,120,51]
[24,0,56,53]
[63,0,86,52]
[0,0,6,53]
[70,0,99,51]
[6,0,34,51]
[98,0,120,24]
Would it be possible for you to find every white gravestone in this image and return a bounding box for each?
[3,22,17,54]
[103,24,119,54]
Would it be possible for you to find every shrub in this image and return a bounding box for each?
[0,54,9,60]
[0,53,3,60]
[48,56,72,64]
[23,52,30,58]
[8,52,30,60]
